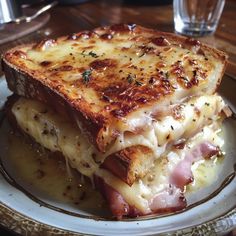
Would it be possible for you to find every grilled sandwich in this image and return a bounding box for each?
[2,24,228,218]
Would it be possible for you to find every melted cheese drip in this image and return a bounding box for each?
[12,95,225,177]
[104,94,225,158]
[12,97,224,213]
[96,125,223,213]
[12,99,98,177]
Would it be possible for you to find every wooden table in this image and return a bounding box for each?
[0,0,236,77]
[0,0,235,235]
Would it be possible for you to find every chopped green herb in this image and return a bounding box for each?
[205,102,210,106]
[139,52,145,57]
[81,50,86,57]
[127,74,134,84]
[165,72,169,79]
[81,50,99,58]
[82,69,92,84]
[135,80,143,86]
[182,77,189,82]
[88,51,99,58]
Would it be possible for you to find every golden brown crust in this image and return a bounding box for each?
[2,63,105,150]
[102,145,154,186]
[2,24,228,151]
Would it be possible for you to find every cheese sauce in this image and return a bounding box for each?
[11,95,225,179]
[0,115,224,216]
[0,118,109,216]
[188,157,223,192]
[8,97,225,213]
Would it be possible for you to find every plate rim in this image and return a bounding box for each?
[0,199,235,236]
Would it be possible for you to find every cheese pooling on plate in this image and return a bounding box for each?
[11,95,225,215]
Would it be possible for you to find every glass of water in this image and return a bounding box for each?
[173,0,225,37]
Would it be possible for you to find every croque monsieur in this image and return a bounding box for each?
[2,24,229,219]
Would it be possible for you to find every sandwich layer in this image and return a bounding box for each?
[2,24,227,151]
[11,94,225,184]
[10,96,224,217]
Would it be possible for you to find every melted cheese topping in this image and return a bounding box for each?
[5,25,226,151]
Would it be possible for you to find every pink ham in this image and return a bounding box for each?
[149,186,186,213]
[94,176,141,219]
[94,176,186,218]
[94,141,220,219]
[170,141,220,189]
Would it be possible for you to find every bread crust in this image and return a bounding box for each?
[2,62,106,151]
[2,24,228,151]
[102,145,154,186]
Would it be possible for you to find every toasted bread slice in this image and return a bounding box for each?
[2,24,227,152]
[8,93,226,186]
[102,145,154,186]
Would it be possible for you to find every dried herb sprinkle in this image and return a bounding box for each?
[88,51,99,58]
[82,69,92,84]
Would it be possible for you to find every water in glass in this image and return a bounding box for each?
[173,0,225,37]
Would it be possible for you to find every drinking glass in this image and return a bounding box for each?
[0,0,22,24]
[0,0,57,24]
[173,0,225,37]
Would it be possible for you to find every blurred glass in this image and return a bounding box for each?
[0,0,57,24]
[173,0,225,37]
[0,0,22,24]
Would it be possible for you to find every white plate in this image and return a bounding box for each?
[0,75,235,236]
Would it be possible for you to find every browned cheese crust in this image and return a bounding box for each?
[2,24,228,152]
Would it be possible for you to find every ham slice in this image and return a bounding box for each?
[94,141,220,219]
[94,176,141,219]
[149,186,186,213]
[170,142,220,189]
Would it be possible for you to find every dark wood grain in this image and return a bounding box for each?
[0,14,49,45]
